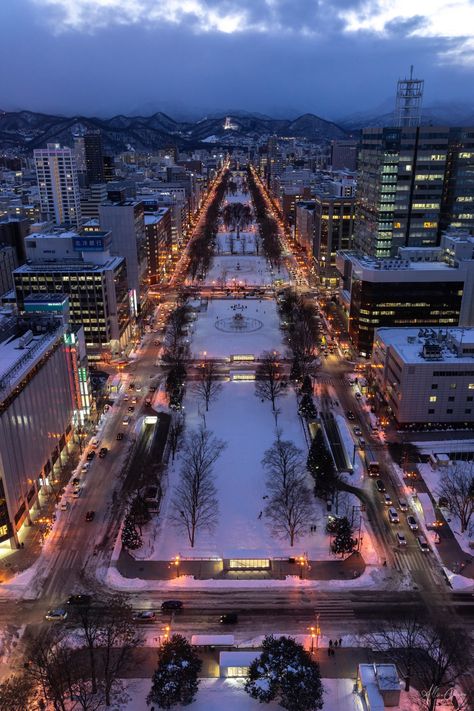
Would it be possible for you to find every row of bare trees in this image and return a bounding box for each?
[162,301,191,410]
[279,288,320,383]
[246,168,282,268]
[222,202,252,237]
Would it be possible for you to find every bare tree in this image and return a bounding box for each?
[168,413,186,461]
[192,360,223,411]
[255,351,286,412]
[437,461,474,533]
[263,439,313,546]
[172,426,225,547]
[222,202,252,237]
[363,615,472,705]
[0,674,35,711]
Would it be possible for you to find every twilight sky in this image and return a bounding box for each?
[1,0,474,120]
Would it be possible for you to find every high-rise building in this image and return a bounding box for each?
[355,126,474,258]
[0,245,17,296]
[330,140,358,171]
[395,66,424,128]
[84,131,105,185]
[144,208,172,285]
[34,143,82,227]
[313,193,355,289]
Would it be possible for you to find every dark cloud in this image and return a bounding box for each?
[0,0,472,120]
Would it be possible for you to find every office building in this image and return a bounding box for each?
[354,126,474,258]
[13,230,132,356]
[80,183,108,220]
[144,208,172,285]
[337,234,474,356]
[84,131,105,185]
[0,245,17,296]
[330,140,358,171]
[314,193,355,289]
[372,327,474,425]
[99,200,146,313]
[0,312,75,547]
[34,144,82,227]
[0,218,29,262]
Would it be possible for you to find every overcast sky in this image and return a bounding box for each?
[1,0,473,120]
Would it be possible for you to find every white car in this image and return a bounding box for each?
[388,507,399,524]
[81,463,91,472]
[72,487,82,499]
[122,416,131,425]
[45,608,68,621]
[396,532,407,546]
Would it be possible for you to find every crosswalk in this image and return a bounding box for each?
[312,599,355,621]
[392,547,442,587]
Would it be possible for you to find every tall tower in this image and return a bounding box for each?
[84,131,105,185]
[34,144,82,227]
[395,66,424,127]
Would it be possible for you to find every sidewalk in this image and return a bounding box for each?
[0,442,81,584]
[116,549,366,581]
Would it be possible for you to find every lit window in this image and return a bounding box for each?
[429,396,437,402]
[468,384,474,390]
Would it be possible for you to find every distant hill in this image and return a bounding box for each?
[0,109,348,153]
[338,100,474,131]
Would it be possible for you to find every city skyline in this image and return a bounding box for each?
[1,0,474,119]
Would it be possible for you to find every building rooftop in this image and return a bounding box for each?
[375,327,474,365]
[14,255,124,273]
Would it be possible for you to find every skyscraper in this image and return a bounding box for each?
[34,143,82,227]
[84,131,105,185]
[394,66,424,128]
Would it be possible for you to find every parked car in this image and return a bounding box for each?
[72,477,80,486]
[396,532,407,546]
[99,447,108,458]
[91,438,100,448]
[45,608,68,621]
[353,426,362,436]
[67,594,91,606]
[116,432,124,441]
[86,450,96,461]
[376,480,386,493]
[81,463,91,472]
[133,610,156,622]
[358,437,366,449]
[85,511,95,522]
[161,600,183,611]
[128,406,135,413]
[346,411,355,420]
[72,487,82,499]
[417,535,430,553]
[220,613,238,624]
[388,507,399,523]
[407,515,419,531]
[59,500,69,511]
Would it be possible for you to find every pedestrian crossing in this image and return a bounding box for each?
[392,547,442,587]
[312,600,355,621]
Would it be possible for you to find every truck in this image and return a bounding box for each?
[364,448,380,477]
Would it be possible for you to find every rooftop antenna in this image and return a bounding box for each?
[395,65,424,127]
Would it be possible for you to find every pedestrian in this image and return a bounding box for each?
[339,638,342,647]
[334,640,338,648]
[258,511,263,519]
[327,647,331,656]
[383,559,387,567]
[329,639,332,647]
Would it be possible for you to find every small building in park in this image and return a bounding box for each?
[357,663,401,709]
[219,651,259,678]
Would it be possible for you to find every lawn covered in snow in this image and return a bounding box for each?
[204,255,287,288]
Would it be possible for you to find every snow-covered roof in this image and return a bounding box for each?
[219,652,258,667]
[191,635,234,646]
[358,665,385,710]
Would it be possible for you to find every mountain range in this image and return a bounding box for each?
[0,110,349,153]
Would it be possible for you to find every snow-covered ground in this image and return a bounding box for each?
[114,676,428,710]
[204,255,287,288]
[146,382,336,559]
[189,298,285,360]
[215,230,258,255]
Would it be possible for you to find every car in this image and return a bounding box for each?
[396,532,407,546]
[417,535,430,553]
[59,500,69,511]
[81,463,91,472]
[124,394,129,401]
[72,487,82,498]
[128,406,135,413]
[355,392,362,400]
[376,480,386,493]
[86,450,96,461]
[99,447,108,458]
[398,498,408,512]
[104,404,110,413]
[161,600,183,611]
[384,493,393,506]
[149,386,156,392]
[132,396,138,404]
[219,613,238,624]
[85,511,95,521]
[407,515,418,531]
[145,399,152,407]
[358,437,366,449]
[91,438,100,448]
[136,386,142,392]
[67,594,92,606]
[133,610,156,621]
[122,416,131,425]
[116,432,124,441]
[388,507,399,523]
[346,411,355,420]
[353,426,362,436]
[72,477,80,486]
[45,608,68,621]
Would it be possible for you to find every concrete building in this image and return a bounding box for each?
[34,144,82,228]
[373,327,474,425]
[330,139,358,171]
[80,183,108,221]
[0,218,29,262]
[0,312,75,547]
[99,200,146,313]
[13,230,132,357]
[337,235,474,356]
[84,131,105,185]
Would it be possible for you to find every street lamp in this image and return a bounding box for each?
[171,554,180,578]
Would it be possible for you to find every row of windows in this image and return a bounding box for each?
[428,408,471,415]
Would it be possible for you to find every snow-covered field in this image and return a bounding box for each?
[204,255,287,288]
[190,298,285,360]
[148,382,336,559]
[215,230,258,255]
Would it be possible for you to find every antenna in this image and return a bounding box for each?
[395,66,424,127]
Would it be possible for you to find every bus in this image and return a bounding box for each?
[364,448,380,477]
